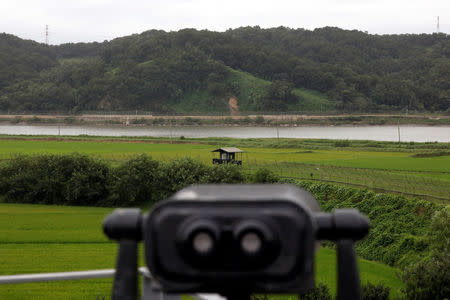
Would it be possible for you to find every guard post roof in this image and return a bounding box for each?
[211,147,244,153]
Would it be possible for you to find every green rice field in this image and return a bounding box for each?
[0,203,404,299]
[0,137,448,201]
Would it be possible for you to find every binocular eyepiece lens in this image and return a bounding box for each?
[240,232,262,254]
[192,231,215,254]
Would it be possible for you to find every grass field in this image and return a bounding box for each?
[0,137,448,201]
[227,68,334,113]
[148,67,334,114]
[0,203,404,299]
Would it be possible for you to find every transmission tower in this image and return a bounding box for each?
[437,16,440,33]
[45,25,49,45]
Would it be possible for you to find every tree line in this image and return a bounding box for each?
[0,27,449,113]
[0,153,281,206]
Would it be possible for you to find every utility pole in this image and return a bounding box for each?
[169,118,173,144]
[276,121,280,143]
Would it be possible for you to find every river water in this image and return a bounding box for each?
[0,125,448,142]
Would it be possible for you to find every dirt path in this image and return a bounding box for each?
[0,113,447,121]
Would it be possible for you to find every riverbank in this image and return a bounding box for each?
[0,113,449,126]
[0,134,448,152]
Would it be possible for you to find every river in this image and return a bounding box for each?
[0,125,448,142]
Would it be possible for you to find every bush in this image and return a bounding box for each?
[299,283,332,300]
[183,117,202,125]
[362,282,390,300]
[203,164,245,184]
[110,154,162,206]
[250,168,280,183]
[241,116,252,124]
[254,115,265,124]
[10,116,22,124]
[130,118,146,125]
[159,157,210,197]
[334,139,351,147]
[400,207,450,299]
[252,282,389,300]
[29,116,42,123]
[64,116,76,124]
[152,118,165,125]
[224,117,234,124]
[0,154,111,206]
[400,254,450,299]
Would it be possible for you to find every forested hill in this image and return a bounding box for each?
[0,27,449,114]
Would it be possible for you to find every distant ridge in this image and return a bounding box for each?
[0,27,449,113]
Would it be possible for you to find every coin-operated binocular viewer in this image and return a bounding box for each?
[103,184,369,300]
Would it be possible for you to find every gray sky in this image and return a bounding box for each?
[1,0,449,45]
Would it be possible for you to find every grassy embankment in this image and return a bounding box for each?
[0,203,404,299]
[0,136,448,202]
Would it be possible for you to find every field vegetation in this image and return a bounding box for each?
[0,202,404,299]
[0,137,448,299]
[0,136,448,202]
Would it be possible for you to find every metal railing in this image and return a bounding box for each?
[0,267,223,300]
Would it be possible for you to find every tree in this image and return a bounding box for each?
[259,80,298,111]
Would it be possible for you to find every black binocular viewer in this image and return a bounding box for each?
[103,184,369,300]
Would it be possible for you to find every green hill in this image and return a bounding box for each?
[0,27,448,113]
[171,68,333,114]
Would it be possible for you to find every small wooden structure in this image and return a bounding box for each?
[212,147,243,165]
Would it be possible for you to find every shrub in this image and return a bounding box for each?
[159,157,211,197]
[111,154,162,206]
[203,164,245,184]
[252,282,389,300]
[0,154,111,206]
[29,116,42,123]
[250,168,280,183]
[362,282,390,300]
[64,116,76,124]
[241,116,252,124]
[224,117,234,124]
[400,207,450,299]
[130,118,146,125]
[254,116,265,124]
[183,117,202,125]
[400,254,450,299]
[10,116,22,124]
[299,283,332,300]
[334,139,351,147]
[152,118,165,125]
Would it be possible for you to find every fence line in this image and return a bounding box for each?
[243,159,449,203]
[278,175,449,203]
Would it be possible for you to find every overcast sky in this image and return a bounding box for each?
[1,0,449,45]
